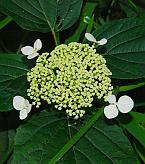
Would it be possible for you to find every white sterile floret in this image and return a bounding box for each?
[104,95,134,119]
[117,95,134,113]
[85,33,97,43]
[21,39,42,59]
[97,38,107,45]
[104,104,119,119]
[85,33,107,45]
[13,96,32,120]
[107,95,116,104]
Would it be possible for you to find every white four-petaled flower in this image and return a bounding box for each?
[85,33,107,45]
[13,96,32,120]
[21,39,42,59]
[104,95,134,119]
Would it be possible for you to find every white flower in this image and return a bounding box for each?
[21,39,42,59]
[85,33,107,45]
[13,96,32,120]
[104,95,134,119]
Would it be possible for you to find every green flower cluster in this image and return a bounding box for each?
[27,42,113,119]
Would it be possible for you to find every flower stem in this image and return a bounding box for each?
[52,31,60,46]
[135,102,145,108]
[127,0,138,10]
[48,108,103,164]
[0,16,12,30]
[118,81,145,92]
[17,31,29,54]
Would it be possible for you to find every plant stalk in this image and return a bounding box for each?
[48,108,103,164]
[52,31,60,46]
[118,81,145,92]
[0,16,12,30]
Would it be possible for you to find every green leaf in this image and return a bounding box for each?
[119,112,145,149]
[119,112,145,162]
[0,0,83,32]
[0,129,15,163]
[119,111,145,163]
[12,111,139,163]
[65,2,97,43]
[0,113,15,163]
[0,53,29,112]
[118,0,138,17]
[133,139,145,163]
[93,18,145,79]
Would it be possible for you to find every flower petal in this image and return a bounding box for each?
[21,46,34,55]
[34,39,42,51]
[107,95,116,104]
[104,104,119,119]
[13,96,25,111]
[97,38,107,45]
[27,52,39,59]
[25,99,32,113]
[19,109,28,120]
[85,33,97,43]
[117,95,134,113]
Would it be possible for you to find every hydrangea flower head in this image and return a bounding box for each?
[27,42,113,118]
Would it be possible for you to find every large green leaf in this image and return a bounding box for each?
[118,0,138,17]
[119,112,145,149]
[65,2,97,43]
[118,112,145,162]
[119,0,145,18]
[0,113,16,163]
[0,0,83,32]
[12,111,139,163]
[93,18,145,79]
[0,54,29,111]
[0,130,15,163]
